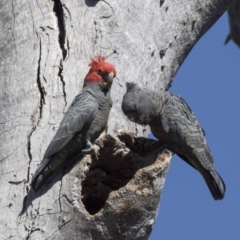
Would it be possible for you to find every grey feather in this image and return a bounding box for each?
[31,83,112,191]
[161,116,170,133]
[44,92,98,158]
[122,82,226,200]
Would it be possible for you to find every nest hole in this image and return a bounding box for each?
[81,133,166,215]
[81,155,138,215]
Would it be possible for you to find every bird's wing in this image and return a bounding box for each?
[43,91,99,159]
[166,93,214,168]
[31,91,98,191]
[169,93,205,136]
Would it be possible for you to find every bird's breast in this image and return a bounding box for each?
[87,97,112,142]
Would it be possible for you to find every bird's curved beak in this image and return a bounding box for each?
[102,72,114,89]
[104,72,114,83]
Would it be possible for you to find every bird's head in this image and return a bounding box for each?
[85,56,117,90]
[122,82,155,125]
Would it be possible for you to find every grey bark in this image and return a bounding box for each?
[225,0,240,47]
[0,0,232,239]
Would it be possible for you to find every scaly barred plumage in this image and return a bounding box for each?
[122,82,225,200]
[31,57,117,191]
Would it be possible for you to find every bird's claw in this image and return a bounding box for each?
[94,138,104,148]
[82,141,99,160]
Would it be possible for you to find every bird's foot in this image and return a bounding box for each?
[82,140,99,160]
[94,138,104,148]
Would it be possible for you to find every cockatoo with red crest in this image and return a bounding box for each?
[31,56,117,191]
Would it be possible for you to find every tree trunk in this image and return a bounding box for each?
[225,0,240,47]
[0,0,232,239]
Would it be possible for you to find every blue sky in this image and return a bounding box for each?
[151,12,240,240]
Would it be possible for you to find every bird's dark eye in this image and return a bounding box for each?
[98,69,103,74]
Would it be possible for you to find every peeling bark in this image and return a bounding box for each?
[70,132,171,240]
[20,131,171,239]
[0,0,233,239]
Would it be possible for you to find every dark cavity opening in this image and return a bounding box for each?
[81,134,165,215]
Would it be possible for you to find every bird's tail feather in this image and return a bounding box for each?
[203,169,226,200]
[31,157,53,192]
[31,171,52,192]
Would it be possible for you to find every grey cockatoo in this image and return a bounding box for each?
[122,82,225,200]
[31,56,117,191]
